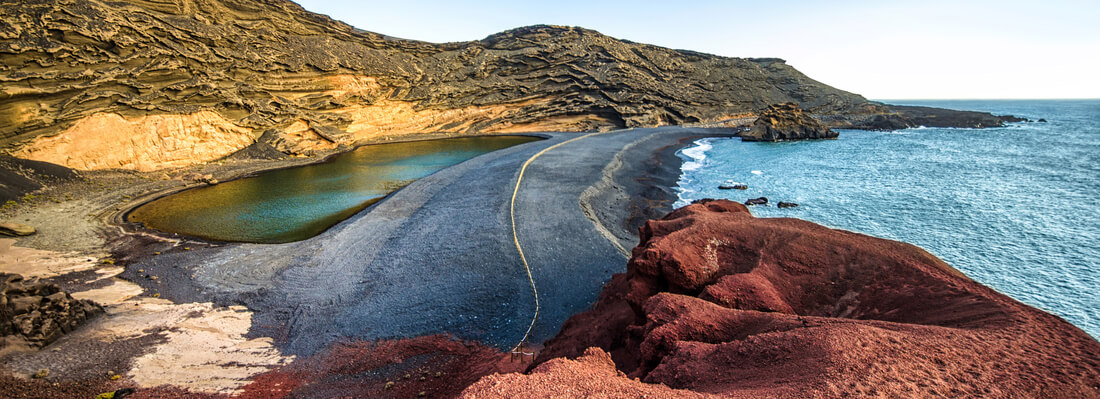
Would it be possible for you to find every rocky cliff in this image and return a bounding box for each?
[1,0,1017,172]
[460,200,1100,398]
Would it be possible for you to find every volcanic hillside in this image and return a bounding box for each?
[1,0,897,172]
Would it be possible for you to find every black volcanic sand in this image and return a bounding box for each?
[123,127,738,356]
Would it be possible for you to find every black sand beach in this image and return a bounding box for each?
[121,127,737,355]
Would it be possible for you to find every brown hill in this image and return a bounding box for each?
[2,0,1016,171]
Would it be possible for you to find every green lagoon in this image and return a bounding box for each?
[127,135,541,243]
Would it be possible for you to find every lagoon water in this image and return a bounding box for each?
[674,100,1099,338]
[128,135,540,243]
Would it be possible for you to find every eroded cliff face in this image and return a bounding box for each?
[0,0,888,171]
[13,111,256,171]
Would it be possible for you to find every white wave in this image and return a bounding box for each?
[678,139,713,172]
[672,138,718,208]
[751,170,763,175]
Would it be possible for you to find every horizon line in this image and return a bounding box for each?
[873,98,1100,101]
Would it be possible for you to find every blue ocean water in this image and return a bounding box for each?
[674,100,1099,338]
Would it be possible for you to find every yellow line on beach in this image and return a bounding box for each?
[509,131,607,353]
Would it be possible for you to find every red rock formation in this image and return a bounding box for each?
[462,199,1100,398]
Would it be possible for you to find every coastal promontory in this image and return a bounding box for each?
[462,200,1100,397]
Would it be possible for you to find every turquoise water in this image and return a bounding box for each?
[128,135,540,243]
[674,100,1099,338]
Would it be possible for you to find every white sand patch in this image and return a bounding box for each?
[70,279,144,305]
[99,300,293,394]
[0,238,100,278]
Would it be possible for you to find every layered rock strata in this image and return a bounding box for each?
[464,199,1100,398]
[1,0,1018,172]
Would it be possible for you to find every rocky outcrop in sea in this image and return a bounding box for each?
[740,102,838,141]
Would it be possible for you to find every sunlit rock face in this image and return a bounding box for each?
[13,111,256,171]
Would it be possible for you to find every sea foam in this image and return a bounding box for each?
[672,138,715,207]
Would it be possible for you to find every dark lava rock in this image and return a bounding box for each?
[777,201,798,208]
[717,184,748,190]
[1038,118,1048,123]
[1,273,102,352]
[518,200,1100,397]
[744,197,768,206]
[740,103,838,142]
[846,105,1027,131]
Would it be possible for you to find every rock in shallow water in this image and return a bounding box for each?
[744,197,768,206]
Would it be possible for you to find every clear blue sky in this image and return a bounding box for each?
[295,0,1099,99]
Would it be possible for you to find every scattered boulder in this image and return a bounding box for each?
[717,184,748,190]
[1038,118,1048,123]
[777,201,798,208]
[741,103,838,142]
[1,273,103,352]
[0,222,36,237]
[744,197,768,206]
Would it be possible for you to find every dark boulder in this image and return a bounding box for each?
[777,201,799,208]
[717,184,748,190]
[745,197,768,206]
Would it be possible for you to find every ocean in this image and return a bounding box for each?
[673,99,1099,338]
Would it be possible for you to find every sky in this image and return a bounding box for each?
[294,0,1099,99]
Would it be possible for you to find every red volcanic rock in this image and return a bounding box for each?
[463,199,1100,398]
